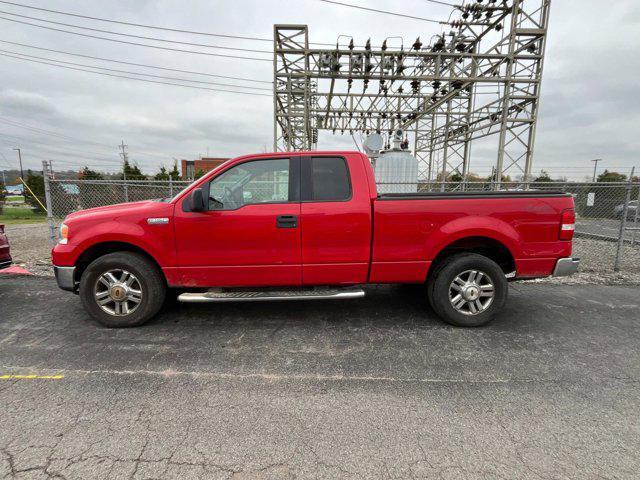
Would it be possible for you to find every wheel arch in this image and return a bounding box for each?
[74,241,166,285]
[427,236,516,282]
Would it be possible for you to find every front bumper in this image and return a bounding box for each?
[552,257,580,277]
[54,265,76,292]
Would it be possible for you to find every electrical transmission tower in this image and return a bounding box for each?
[273,0,551,187]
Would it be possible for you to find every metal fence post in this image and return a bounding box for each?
[169,175,173,197]
[632,183,640,246]
[614,167,635,272]
[42,161,58,247]
[123,179,129,202]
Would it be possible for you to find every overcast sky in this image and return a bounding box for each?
[0,0,638,180]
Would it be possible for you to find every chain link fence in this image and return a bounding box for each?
[43,169,640,275]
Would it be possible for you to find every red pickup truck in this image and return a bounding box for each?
[0,224,12,270]
[52,151,579,328]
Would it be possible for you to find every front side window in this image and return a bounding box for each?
[208,158,290,210]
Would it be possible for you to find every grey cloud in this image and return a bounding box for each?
[0,0,638,179]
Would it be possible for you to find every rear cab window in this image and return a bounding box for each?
[302,156,351,202]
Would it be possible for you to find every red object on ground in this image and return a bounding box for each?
[0,265,33,275]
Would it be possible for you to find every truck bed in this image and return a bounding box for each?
[377,190,571,200]
[370,190,575,283]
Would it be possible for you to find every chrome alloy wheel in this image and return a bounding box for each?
[448,269,495,316]
[93,269,143,316]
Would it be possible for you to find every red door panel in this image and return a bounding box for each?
[301,154,372,285]
[174,203,301,287]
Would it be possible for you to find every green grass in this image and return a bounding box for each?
[0,205,47,224]
[6,195,25,202]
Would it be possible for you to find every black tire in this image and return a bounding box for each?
[79,252,166,327]
[427,253,507,327]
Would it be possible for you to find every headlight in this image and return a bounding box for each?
[59,223,69,244]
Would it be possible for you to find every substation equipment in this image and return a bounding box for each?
[273,0,551,187]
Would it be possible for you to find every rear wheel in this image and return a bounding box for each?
[427,253,507,327]
[79,252,166,327]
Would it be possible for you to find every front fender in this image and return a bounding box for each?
[52,219,176,267]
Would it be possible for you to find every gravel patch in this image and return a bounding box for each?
[3,223,53,276]
[4,223,640,284]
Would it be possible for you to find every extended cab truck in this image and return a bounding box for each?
[52,151,579,328]
[0,224,12,270]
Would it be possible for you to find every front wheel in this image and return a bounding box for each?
[79,252,166,327]
[427,253,507,327]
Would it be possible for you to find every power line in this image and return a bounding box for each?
[0,0,275,42]
[0,16,272,61]
[0,52,273,96]
[0,132,138,165]
[0,1,351,48]
[423,0,457,7]
[0,117,181,160]
[0,137,123,168]
[315,0,443,23]
[0,39,272,84]
[0,118,124,150]
[0,9,273,54]
[0,137,125,164]
[0,48,272,91]
[0,119,113,148]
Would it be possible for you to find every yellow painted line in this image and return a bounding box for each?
[0,374,64,380]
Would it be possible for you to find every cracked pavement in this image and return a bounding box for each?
[0,276,639,479]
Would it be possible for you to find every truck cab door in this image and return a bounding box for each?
[173,157,301,287]
[300,155,372,285]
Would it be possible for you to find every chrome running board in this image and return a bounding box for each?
[178,287,365,303]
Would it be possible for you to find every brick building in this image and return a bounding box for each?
[181,157,229,180]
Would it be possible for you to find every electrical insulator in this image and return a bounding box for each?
[364,56,373,73]
[319,52,332,69]
[351,53,363,71]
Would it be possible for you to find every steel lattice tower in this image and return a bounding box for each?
[273,0,551,187]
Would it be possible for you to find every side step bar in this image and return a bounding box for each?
[178,287,365,303]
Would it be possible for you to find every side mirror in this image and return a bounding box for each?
[189,188,206,212]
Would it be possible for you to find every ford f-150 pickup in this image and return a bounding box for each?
[52,151,579,328]
[0,224,12,270]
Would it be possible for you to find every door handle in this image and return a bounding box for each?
[276,215,298,228]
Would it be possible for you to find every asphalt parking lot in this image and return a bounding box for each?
[1,275,639,479]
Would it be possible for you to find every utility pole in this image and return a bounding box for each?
[13,148,25,200]
[119,140,129,202]
[591,158,603,182]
